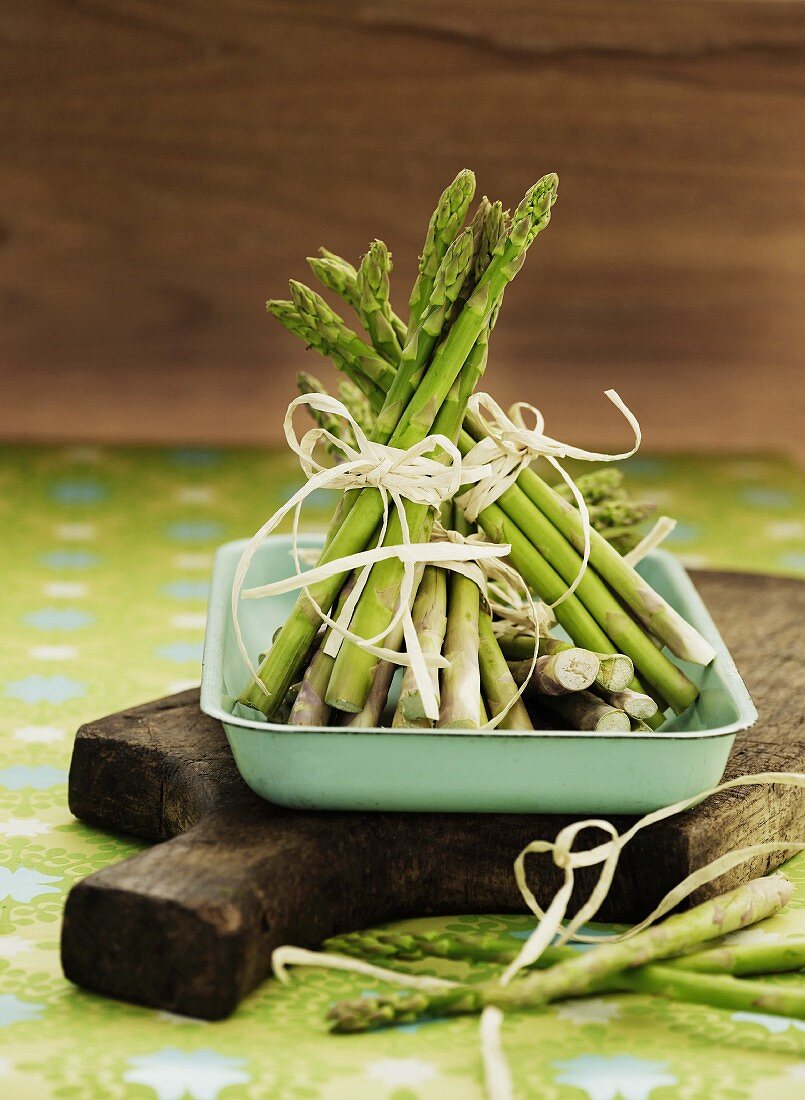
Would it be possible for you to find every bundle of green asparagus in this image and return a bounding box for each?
[237,169,716,730]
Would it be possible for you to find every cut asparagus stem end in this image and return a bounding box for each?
[594,653,635,692]
[538,649,600,693]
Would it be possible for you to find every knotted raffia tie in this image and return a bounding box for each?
[457,391,677,602]
[232,392,508,721]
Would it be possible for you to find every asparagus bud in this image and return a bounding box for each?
[356,240,403,365]
[268,298,386,412]
[307,250,361,310]
[408,169,476,334]
[555,468,625,506]
[289,280,396,392]
[591,499,656,532]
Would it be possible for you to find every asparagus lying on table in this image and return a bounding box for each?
[326,874,797,1030]
[324,929,805,977]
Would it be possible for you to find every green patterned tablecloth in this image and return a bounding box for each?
[1,444,804,1099]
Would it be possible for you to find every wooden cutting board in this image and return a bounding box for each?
[61,570,804,1020]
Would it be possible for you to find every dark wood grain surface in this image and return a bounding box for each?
[61,569,804,1018]
[3,2,805,455]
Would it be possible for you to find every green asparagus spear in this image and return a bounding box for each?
[664,939,805,976]
[325,185,555,712]
[296,372,356,455]
[268,299,386,413]
[458,446,699,714]
[477,607,533,729]
[508,458,715,666]
[287,575,357,725]
[324,929,805,978]
[309,248,408,346]
[289,280,396,393]
[591,499,656,531]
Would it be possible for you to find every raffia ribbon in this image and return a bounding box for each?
[458,391,647,606]
[232,392,505,721]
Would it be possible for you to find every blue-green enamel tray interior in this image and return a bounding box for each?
[200,536,756,814]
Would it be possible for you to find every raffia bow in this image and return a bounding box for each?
[458,390,646,605]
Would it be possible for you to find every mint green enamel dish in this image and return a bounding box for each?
[200,535,756,814]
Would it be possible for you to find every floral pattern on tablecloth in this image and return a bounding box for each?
[1,444,803,1099]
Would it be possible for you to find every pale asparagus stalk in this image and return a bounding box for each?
[509,649,600,695]
[307,248,361,311]
[439,508,482,729]
[600,687,659,720]
[287,576,357,726]
[547,690,632,732]
[394,566,448,724]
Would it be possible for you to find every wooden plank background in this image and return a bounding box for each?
[2,1,805,456]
